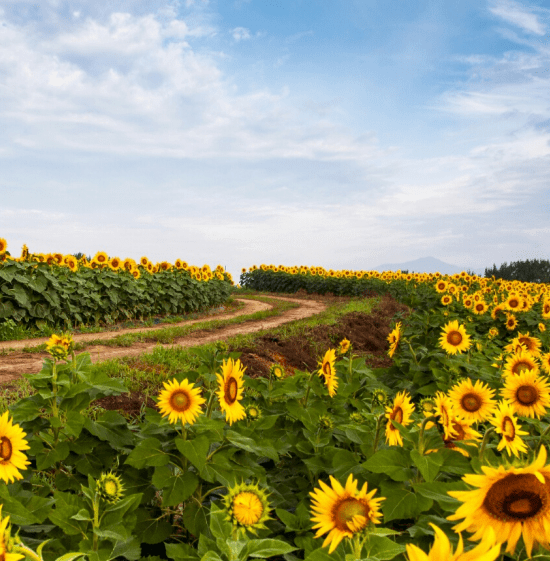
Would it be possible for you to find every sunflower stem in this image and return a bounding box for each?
[406,340,419,366]
[417,415,439,456]
[536,423,550,456]
[479,427,496,462]
[301,370,317,409]
[205,390,217,419]
[372,413,386,454]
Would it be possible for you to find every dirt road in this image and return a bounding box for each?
[0,295,327,382]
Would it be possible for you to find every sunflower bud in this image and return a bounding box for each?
[372,388,388,405]
[420,398,436,414]
[245,404,262,421]
[269,364,285,379]
[97,472,124,504]
[223,482,272,538]
[349,412,365,424]
[318,415,334,432]
[216,341,229,353]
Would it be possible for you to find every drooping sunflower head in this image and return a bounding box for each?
[157,378,206,426]
[438,320,472,355]
[385,391,415,447]
[97,472,125,504]
[448,446,550,557]
[216,358,246,426]
[223,481,272,536]
[0,411,31,484]
[488,327,499,339]
[310,474,385,554]
[387,322,402,358]
[448,378,497,423]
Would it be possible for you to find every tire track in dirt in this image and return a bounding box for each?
[0,296,327,382]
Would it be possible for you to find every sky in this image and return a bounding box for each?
[1,0,549,284]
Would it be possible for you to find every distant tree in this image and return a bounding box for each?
[484,258,550,283]
[73,252,92,261]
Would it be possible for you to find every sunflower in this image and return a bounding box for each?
[97,472,125,504]
[505,314,518,331]
[462,296,474,309]
[338,338,351,354]
[448,446,550,557]
[487,327,499,340]
[109,257,121,270]
[505,294,523,312]
[216,358,246,425]
[310,474,385,554]
[0,506,24,561]
[438,320,472,355]
[542,300,550,319]
[541,352,550,375]
[472,301,489,315]
[513,332,542,357]
[0,411,30,484]
[434,392,456,439]
[503,349,539,378]
[0,238,7,254]
[405,523,500,561]
[317,349,339,396]
[489,401,529,458]
[385,391,415,446]
[501,370,550,418]
[223,481,272,537]
[441,294,453,306]
[444,416,482,457]
[157,378,206,426]
[387,322,402,358]
[94,251,109,264]
[140,256,149,267]
[539,322,546,332]
[131,268,140,279]
[448,378,496,423]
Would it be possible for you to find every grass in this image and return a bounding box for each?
[0,289,381,412]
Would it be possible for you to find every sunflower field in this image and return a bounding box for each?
[1,256,550,560]
[0,239,233,332]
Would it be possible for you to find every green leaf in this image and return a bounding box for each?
[35,441,70,470]
[176,435,210,472]
[157,469,199,508]
[125,437,169,469]
[367,535,406,560]
[134,509,173,544]
[413,481,467,510]
[71,508,93,521]
[225,431,279,462]
[109,536,142,561]
[410,450,444,483]
[48,491,89,535]
[244,539,297,558]
[55,554,87,561]
[209,503,233,540]
[363,449,413,482]
[381,482,433,522]
[84,411,134,451]
[165,542,201,561]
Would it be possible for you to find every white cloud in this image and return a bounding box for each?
[231,26,251,41]
[488,0,546,35]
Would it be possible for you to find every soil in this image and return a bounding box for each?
[1,289,410,418]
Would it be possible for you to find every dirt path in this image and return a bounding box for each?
[0,295,327,382]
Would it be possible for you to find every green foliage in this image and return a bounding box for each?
[485,258,550,283]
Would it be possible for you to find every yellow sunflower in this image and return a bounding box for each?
[140,256,149,267]
[441,294,453,306]
[489,401,528,458]
[444,416,482,457]
[541,352,550,375]
[505,294,523,312]
[405,523,500,561]
[338,338,351,354]
[387,322,402,358]
[472,301,488,315]
[385,391,415,446]
[0,411,31,484]
[513,332,542,357]
[223,481,272,537]
[317,349,339,397]
[216,358,246,425]
[310,474,385,554]
[448,378,496,423]
[542,300,550,319]
[503,349,539,378]
[157,378,206,426]
[435,280,448,293]
[505,314,518,331]
[0,238,7,254]
[94,251,109,264]
[501,370,550,419]
[448,446,550,557]
[438,320,472,355]
[434,392,456,440]
[0,506,24,561]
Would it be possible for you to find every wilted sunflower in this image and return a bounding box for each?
[0,411,30,484]
[157,378,206,426]
[405,523,500,561]
[501,370,550,418]
[539,322,546,333]
[216,358,246,425]
[223,481,272,537]
[310,474,385,554]
[448,378,496,423]
[385,391,415,446]
[439,320,471,355]
[503,349,539,378]
[387,322,402,358]
[490,401,528,458]
[448,446,550,557]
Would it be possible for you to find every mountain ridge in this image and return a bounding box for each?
[373,256,486,276]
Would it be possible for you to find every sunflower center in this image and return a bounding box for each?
[233,492,263,526]
[509,299,519,308]
[502,416,516,441]
[517,385,538,405]
[513,362,532,375]
[334,498,369,532]
[476,304,484,311]
[484,473,549,522]
[104,480,119,496]
[461,393,482,412]
[225,377,239,404]
[323,362,332,378]
[448,332,463,346]
[391,407,403,424]
[0,436,12,462]
[169,390,191,412]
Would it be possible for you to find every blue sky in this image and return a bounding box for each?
[1,0,549,284]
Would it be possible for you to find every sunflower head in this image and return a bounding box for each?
[318,414,334,432]
[385,391,415,446]
[269,364,285,379]
[489,400,529,458]
[439,320,472,355]
[223,481,272,537]
[216,358,246,426]
[97,472,125,504]
[157,378,206,426]
[338,338,351,354]
[372,388,388,405]
[0,411,31,484]
[245,404,262,421]
[420,397,436,414]
[0,238,7,254]
[448,378,496,423]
